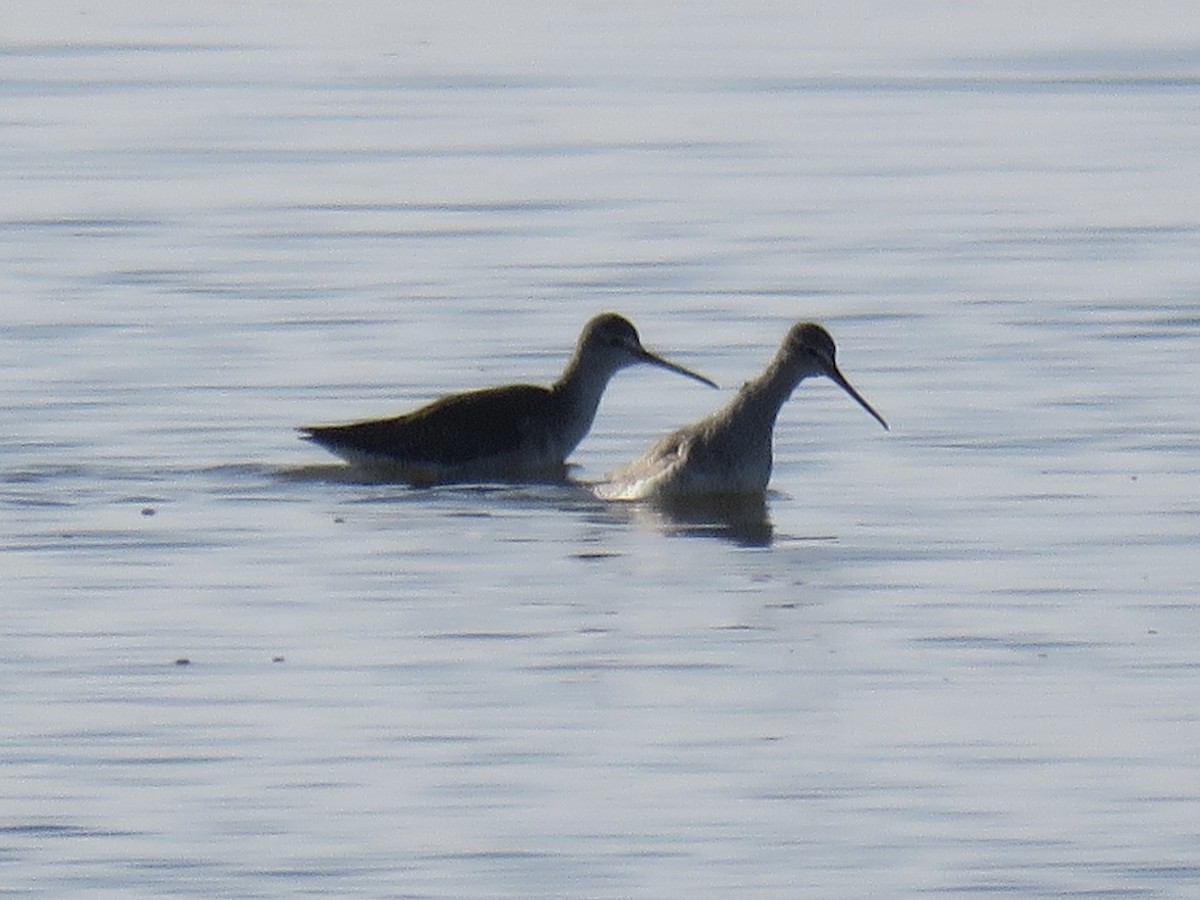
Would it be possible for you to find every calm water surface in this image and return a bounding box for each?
[4,2,1200,897]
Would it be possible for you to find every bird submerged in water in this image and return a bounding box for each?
[300,313,717,484]
[596,322,887,500]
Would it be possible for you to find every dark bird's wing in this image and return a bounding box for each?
[301,384,553,465]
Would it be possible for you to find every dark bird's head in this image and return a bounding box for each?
[577,313,717,388]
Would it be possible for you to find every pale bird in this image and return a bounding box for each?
[597,322,886,500]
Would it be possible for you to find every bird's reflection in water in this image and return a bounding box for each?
[280,462,773,545]
[630,492,774,547]
[277,461,574,487]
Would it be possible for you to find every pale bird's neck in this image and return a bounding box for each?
[727,352,811,435]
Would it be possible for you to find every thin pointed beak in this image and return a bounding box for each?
[633,346,719,389]
[823,361,889,430]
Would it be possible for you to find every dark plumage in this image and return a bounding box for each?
[300,313,716,484]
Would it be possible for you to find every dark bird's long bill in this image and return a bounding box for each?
[826,364,889,430]
[637,348,719,389]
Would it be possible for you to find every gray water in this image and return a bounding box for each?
[4,3,1200,897]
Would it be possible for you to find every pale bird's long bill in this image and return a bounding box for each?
[638,349,719,389]
[826,363,889,431]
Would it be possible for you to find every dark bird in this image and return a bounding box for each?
[300,313,717,484]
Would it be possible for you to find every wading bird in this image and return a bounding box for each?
[301,313,717,484]
[597,322,886,500]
